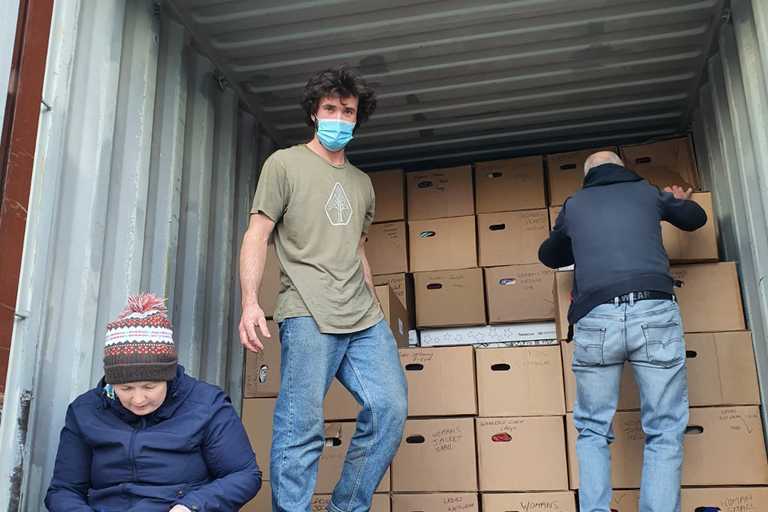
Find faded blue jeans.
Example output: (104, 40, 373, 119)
(270, 317, 407, 512)
(572, 298, 689, 512)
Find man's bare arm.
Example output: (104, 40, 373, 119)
(238, 213, 275, 352)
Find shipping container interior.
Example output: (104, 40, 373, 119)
(1, 0, 768, 509)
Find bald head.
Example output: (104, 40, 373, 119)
(584, 151, 624, 175)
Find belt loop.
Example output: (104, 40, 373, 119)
(629, 292, 635, 306)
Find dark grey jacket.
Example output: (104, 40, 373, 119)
(538, 163, 707, 327)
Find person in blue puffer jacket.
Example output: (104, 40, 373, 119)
(45, 293, 262, 512)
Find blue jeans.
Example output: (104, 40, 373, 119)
(270, 317, 408, 512)
(572, 299, 689, 512)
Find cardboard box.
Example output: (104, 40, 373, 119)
(312, 493, 390, 512)
(367, 221, 408, 275)
(476, 345, 565, 417)
(242, 398, 275, 482)
(561, 341, 640, 412)
(414, 268, 485, 328)
(549, 206, 562, 230)
(374, 272, 415, 331)
(672, 262, 745, 333)
(563, 330, 761, 412)
(400, 346, 477, 417)
(323, 379, 360, 421)
(554, 271, 573, 341)
(474, 156, 546, 213)
(318, 422, 391, 493)
(566, 406, 768, 488)
(407, 165, 474, 220)
(244, 320, 281, 398)
(476, 416, 569, 491)
(547, 147, 616, 206)
(620, 137, 699, 190)
(376, 284, 410, 347)
(662, 192, 718, 263)
(393, 418, 478, 492)
(477, 210, 549, 267)
(241, 481, 271, 512)
(261, 243, 281, 318)
(419, 323, 556, 348)
(482, 492, 576, 512)
(409, 216, 477, 272)
(681, 487, 768, 511)
(370, 168, 405, 223)
(392, 493, 479, 512)
(485, 264, 555, 323)
(686, 331, 760, 406)
(610, 490, 639, 512)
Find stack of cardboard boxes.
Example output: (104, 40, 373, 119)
(552, 137, 768, 510)
(242, 136, 766, 511)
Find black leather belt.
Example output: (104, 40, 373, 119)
(605, 291, 675, 304)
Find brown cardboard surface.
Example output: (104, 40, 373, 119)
(681, 487, 768, 511)
(549, 206, 562, 230)
(610, 490, 639, 512)
(561, 341, 640, 412)
(244, 320, 281, 398)
(554, 271, 573, 340)
(261, 243, 281, 318)
(391, 493, 479, 512)
(547, 147, 616, 206)
(241, 481, 272, 511)
(407, 166, 475, 220)
(474, 156, 546, 213)
(370, 168, 406, 223)
(620, 137, 699, 190)
(242, 398, 275, 482)
(482, 491, 576, 512)
(566, 406, 768, 488)
(477, 210, 549, 267)
(686, 331, 761, 406)
(313, 493, 391, 512)
(323, 379, 360, 421)
(414, 268, 486, 328)
(485, 264, 555, 323)
(367, 221, 409, 275)
(400, 346, 477, 417)
(476, 416, 569, 492)
(374, 272, 415, 330)
(662, 192, 718, 263)
(476, 345, 565, 417)
(672, 262, 746, 333)
(393, 418, 478, 492)
(376, 285, 410, 347)
(409, 216, 477, 272)
(318, 422, 391, 493)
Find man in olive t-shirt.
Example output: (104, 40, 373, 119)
(238, 66, 407, 512)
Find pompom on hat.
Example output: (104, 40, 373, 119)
(103, 293, 178, 384)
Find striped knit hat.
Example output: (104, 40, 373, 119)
(104, 293, 177, 384)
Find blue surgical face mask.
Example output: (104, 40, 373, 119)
(316, 118, 355, 152)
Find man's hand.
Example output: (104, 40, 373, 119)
(169, 505, 192, 512)
(664, 185, 693, 201)
(239, 302, 270, 352)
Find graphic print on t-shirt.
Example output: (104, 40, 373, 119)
(325, 182, 353, 226)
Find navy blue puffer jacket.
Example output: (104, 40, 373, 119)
(45, 366, 261, 511)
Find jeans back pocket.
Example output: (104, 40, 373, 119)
(573, 325, 606, 366)
(641, 321, 684, 367)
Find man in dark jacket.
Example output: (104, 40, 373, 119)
(539, 151, 707, 512)
(45, 293, 261, 511)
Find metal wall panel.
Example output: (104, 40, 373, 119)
(692, 0, 768, 430)
(0, 1, 271, 509)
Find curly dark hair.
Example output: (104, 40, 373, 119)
(301, 66, 377, 128)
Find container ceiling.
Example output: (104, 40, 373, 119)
(165, 0, 725, 170)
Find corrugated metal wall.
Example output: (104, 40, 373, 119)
(691, 0, 768, 422)
(0, 1, 274, 509)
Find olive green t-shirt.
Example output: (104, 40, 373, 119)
(251, 144, 383, 333)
